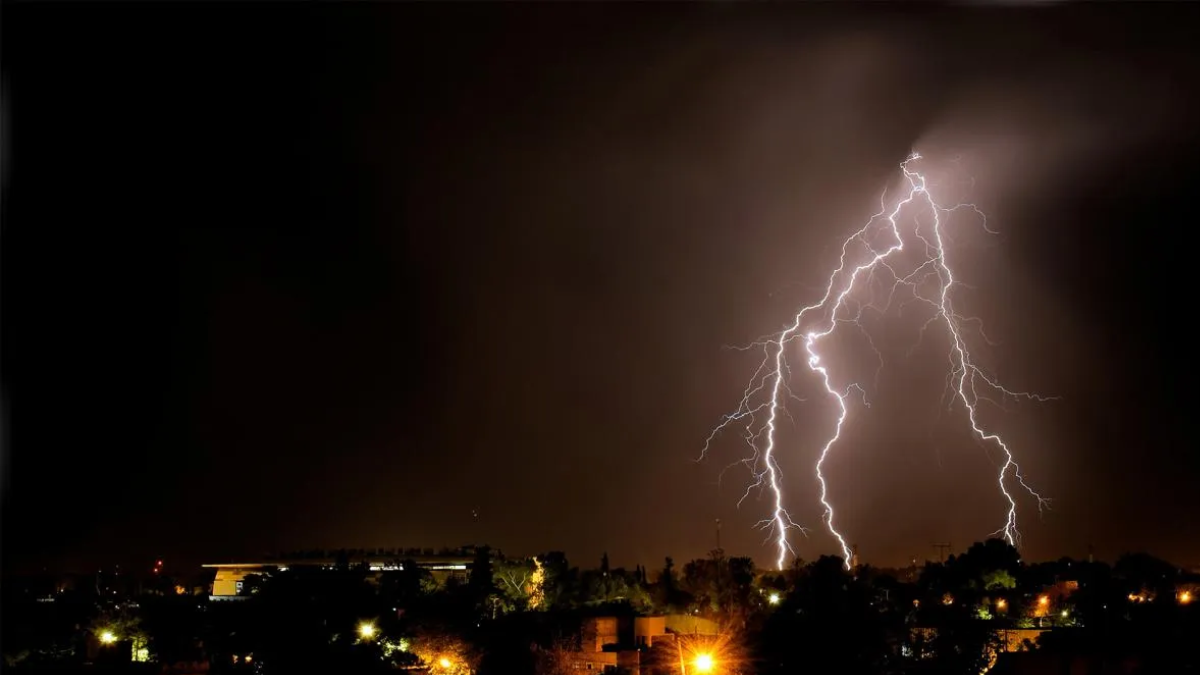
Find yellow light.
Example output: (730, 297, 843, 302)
(1061, 610, 1068, 618)
(438, 657, 452, 668)
(358, 622, 376, 639)
(1180, 591, 1193, 605)
(244, 656, 253, 664)
(693, 653, 715, 673)
(99, 631, 117, 645)
(528, 557, 546, 610)
(1038, 595, 1049, 606)
(768, 592, 780, 605)
(996, 599, 1007, 610)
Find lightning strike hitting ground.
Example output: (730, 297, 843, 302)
(702, 153, 1053, 570)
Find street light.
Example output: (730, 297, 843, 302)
(768, 592, 780, 606)
(358, 622, 376, 640)
(438, 657, 453, 669)
(99, 631, 117, 645)
(693, 653, 715, 673)
(1180, 591, 1193, 605)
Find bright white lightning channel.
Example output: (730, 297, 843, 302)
(702, 153, 1053, 570)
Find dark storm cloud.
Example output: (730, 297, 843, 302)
(374, 5, 1200, 564)
(348, 6, 1200, 567)
(4, 3, 1198, 573)
(909, 13, 1200, 566)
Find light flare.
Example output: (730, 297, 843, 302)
(703, 153, 1053, 569)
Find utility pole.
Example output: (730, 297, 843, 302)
(932, 542, 951, 563)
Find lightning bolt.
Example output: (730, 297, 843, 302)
(703, 153, 1054, 569)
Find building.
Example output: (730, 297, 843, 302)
(203, 552, 474, 600)
(566, 614, 723, 674)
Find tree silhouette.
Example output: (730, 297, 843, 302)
(469, 546, 495, 602)
(755, 555, 893, 675)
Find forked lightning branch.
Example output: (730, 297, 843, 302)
(702, 153, 1055, 570)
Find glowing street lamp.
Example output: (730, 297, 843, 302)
(1038, 595, 1049, 607)
(99, 631, 117, 645)
(1179, 591, 1192, 605)
(767, 592, 781, 606)
(996, 598, 1007, 611)
(692, 653, 715, 673)
(438, 657, 453, 669)
(358, 622, 376, 640)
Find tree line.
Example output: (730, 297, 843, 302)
(3, 539, 1197, 674)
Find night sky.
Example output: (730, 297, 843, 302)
(4, 3, 1200, 575)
